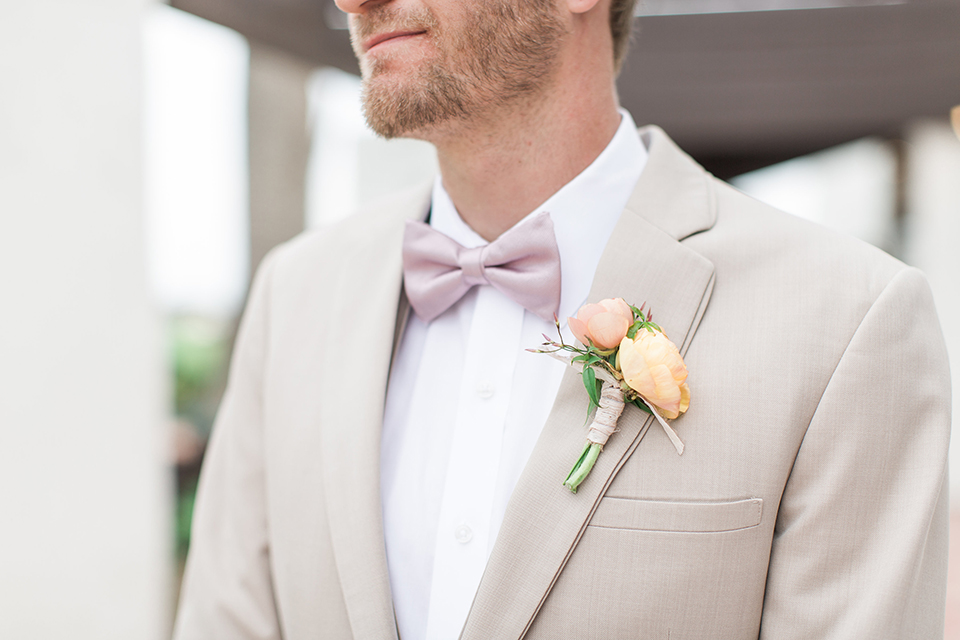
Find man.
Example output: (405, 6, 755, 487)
(173, 0, 951, 638)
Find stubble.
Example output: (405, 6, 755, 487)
(351, 0, 566, 139)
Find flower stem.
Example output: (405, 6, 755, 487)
(563, 441, 602, 493)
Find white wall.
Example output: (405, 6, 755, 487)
(0, 1, 169, 638)
(144, 4, 250, 318)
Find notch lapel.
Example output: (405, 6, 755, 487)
(460, 127, 718, 640)
(315, 186, 429, 640)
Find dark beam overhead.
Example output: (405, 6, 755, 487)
(623, 1, 960, 162)
(170, 0, 960, 178)
(169, 0, 359, 73)
(636, 0, 909, 15)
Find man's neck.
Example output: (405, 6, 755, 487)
(429, 86, 621, 242)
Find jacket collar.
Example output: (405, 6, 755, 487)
(315, 184, 430, 640)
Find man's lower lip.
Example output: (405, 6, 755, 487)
(367, 33, 425, 52)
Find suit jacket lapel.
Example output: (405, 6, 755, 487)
(460, 127, 718, 640)
(316, 186, 429, 640)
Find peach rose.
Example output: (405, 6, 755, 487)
(618, 329, 690, 419)
(568, 298, 633, 350)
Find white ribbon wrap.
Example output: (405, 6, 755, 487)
(548, 351, 685, 455)
(587, 382, 624, 446)
(640, 397, 685, 455)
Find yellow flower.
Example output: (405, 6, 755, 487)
(618, 329, 690, 419)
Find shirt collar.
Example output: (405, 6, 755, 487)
(430, 109, 648, 322)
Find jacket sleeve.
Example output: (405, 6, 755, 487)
(759, 266, 951, 639)
(172, 249, 284, 640)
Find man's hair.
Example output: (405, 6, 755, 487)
(610, 0, 637, 73)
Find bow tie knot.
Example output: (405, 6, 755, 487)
(402, 211, 562, 323)
(457, 246, 489, 287)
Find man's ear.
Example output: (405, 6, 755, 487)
(567, 0, 602, 14)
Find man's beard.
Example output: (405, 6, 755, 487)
(351, 0, 566, 139)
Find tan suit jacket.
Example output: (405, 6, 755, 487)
(173, 127, 951, 640)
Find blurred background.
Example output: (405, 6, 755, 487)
(0, 0, 958, 637)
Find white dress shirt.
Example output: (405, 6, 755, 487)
(380, 110, 648, 640)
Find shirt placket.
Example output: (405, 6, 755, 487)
(424, 286, 524, 640)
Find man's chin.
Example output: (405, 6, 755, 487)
(361, 96, 440, 140)
(360, 72, 467, 141)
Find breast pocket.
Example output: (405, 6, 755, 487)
(588, 496, 763, 533)
(529, 496, 769, 639)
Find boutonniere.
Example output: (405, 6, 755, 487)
(531, 298, 689, 492)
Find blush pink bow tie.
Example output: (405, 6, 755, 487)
(402, 211, 562, 323)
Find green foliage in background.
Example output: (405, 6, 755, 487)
(176, 482, 198, 558)
(170, 316, 234, 558)
(172, 317, 231, 438)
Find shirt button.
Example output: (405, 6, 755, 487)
(476, 381, 495, 399)
(454, 524, 473, 544)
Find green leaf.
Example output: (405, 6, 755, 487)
(632, 398, 653, 414)
(582, 366, 600, 407)
(626, 320, 643, 339)
(584, 398, 597, 424)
